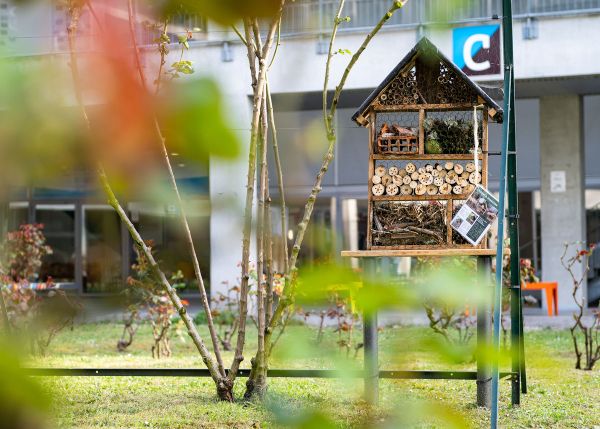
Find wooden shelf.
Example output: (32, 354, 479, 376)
(372, 154, 483, 161)
(341, 248, 498, 257)
(371, 194, 468, 201)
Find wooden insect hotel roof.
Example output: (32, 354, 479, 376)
(352, 37, 503, 126)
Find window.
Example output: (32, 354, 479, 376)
(83, 206, 123, 293)
(132, 200, 210, 292)
(36, 204, 76, 283)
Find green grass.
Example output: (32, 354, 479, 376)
(25, 322, 600, 428)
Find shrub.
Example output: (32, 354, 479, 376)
(122, 242, 186, 358)
(0, 224, 80, 355)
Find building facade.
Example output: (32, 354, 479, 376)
(2, 0, 600, 311)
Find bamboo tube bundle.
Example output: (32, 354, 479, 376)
(370, 161, 481, 196)
(372, 201, 447, 246)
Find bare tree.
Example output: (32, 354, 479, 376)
(561, 242, 600, 370)
(242, 0, 408, 398)
(65, 0, 232, 400)
(66, 0, 406, 402)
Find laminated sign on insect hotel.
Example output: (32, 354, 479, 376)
(352, 38, 503, 250)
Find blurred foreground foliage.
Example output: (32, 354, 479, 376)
(0, 339, 50, 429)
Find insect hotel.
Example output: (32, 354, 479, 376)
(352, 38, 502, 250)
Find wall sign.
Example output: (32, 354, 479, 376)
(550, 170, 567, 193)
(453, 24, 501, 77)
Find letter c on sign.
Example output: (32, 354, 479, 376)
(463, 34, 491, 72)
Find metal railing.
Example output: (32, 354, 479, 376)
(280, 0, 600, 35)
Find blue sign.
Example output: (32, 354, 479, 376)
(453, 25, 501, 76)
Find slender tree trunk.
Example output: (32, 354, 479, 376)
(245, 91, 270, 399)
(125, 1, 226, 378)
(265, 82, 288, 275)
(254, 0, 408, 388)
(230, 5, 283, 386)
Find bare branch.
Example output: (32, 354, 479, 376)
(124, 2, 226, 377)
(66, 3, 229, 397)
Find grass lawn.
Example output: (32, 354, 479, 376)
(25, 322, 599, 428)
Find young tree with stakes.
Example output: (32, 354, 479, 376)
(65, 0, 407, 402)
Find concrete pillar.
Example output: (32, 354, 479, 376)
(540, 95, 585, 312)
(209, 97, 252, 298)
(342, 199, 359, 268)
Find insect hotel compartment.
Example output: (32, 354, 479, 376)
(423, 110, 483, 155)
(370, 160, 482, 198)
(372, 201, 447, 247)
(374, 112, 419, 155)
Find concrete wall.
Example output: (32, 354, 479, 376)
(540, 95, 586, 311)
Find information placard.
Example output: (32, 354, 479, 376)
(451, 185, 499, 245)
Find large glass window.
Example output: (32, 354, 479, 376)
(83, 206, 123, 293)
(36, 204, 76, 283)
(132, 200, 210, 292)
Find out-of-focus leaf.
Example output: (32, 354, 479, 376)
(388, 400, 470, 429)
(156, 0, 283, 26)
(417, 260, 492, 308)
(0, 339, 50, 428)
(269, 400, 338, 429)
(422, 335, 475, 364)
(295, 263, 361, 306)
(0, 57, 85, 197)
(159, 78, 240, 163)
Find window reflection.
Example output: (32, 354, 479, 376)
(36, 204, 76, 283)
(83, 206, 122, 293)
(132, 201, 210, 291)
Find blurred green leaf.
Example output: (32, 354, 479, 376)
(0, 339, 50, 428)
(157, 0, 283, 26)
(0, 57, 85, 196)
(295, 263, 361, 306)
(160, 78, 240, 163)
(269, 401, 338, 429)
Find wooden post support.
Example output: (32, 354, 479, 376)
(477, 255, 492, 408)
(363, 258, 379, 405)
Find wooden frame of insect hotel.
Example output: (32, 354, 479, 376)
(352, 38, 503, 250)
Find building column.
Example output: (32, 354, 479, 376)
(209, 97, 252, 298)
(540, 95, 585, 312)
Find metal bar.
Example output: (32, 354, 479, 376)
(23, 367, 516, 379)
(363, 258, 379, 405)
(491, 0, 517, 427)
(477, 256, 493, 408)
(504, 0, 524, 406)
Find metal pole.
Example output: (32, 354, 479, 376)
(502, 0, 524, 404)
(491, 65, 511, 429)
(477, 256, 492, 408)
(363, 258, 379, 405)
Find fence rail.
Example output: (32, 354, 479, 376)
(280, 0, 600, 35)
(25, 367, 515, 380)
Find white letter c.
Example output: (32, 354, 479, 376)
(463, 34, 491, 72)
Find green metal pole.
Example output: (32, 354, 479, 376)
(502, 0, 524, 404)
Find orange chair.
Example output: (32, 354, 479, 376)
(522, 282, 558, 316)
